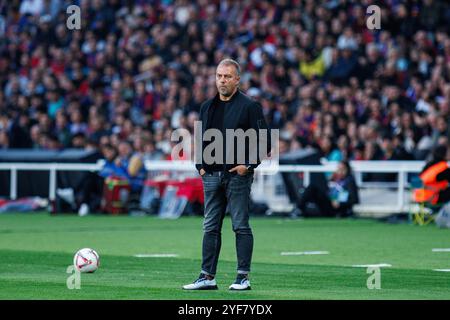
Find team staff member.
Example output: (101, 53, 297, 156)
(183, 59, 270, 291)
(417, 145, 450, 205)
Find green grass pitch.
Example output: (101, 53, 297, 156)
(1, 213, 450, 300)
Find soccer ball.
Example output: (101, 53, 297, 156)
(73, 248, 100, 273)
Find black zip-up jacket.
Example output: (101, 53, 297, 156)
(195, 90, 271, 174)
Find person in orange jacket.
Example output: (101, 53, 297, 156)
(418, 145, 450, 205)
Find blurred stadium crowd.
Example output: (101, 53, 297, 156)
(0, 0, 450, 165)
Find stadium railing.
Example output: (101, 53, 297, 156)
(0, 160, 432, 217)
(143, 160, 427, 217)
(0, 162, 103, 201)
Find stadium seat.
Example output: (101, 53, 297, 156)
(101, 177, 131, 215)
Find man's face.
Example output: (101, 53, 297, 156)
(215, 64, 240, 97)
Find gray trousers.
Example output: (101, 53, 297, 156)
(200, 171, 254, 276)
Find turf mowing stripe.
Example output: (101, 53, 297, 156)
(134, 254, 179, 258)
(432, 248, 450, 252)
(351, 263, 392, 268)
(281, 251, 330, 256)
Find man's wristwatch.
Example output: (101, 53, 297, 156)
(246, 165, 254, 173)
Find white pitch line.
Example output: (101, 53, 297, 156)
(134, 254, 179, 258)
(432, 248, 450, 252)
(351, 263, 392, 268)
(433, 269, 450, 272)
(281, 251, 330, 256)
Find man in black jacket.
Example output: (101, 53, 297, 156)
(183, 59, 270, 291)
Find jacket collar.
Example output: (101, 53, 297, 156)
(203, 89, 242, 129)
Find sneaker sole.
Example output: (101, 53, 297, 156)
(229, 286, 251, 291)
(182, 285, 218, 290)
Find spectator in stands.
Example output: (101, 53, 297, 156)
(295, 160, 359, 218)
(98, 143, 127, 180)
(0, 127, 8, 149)
(116, 140, 146, 193)
(71, 132, 87, 149)
(0, 0, 449, 190)
(69, 109, 88, 136)
(143, 141, 165, 161)
(299, 48, 326, 80)
(54, 110, 71, 148)
(318, 135, 343, 162)
(29, 124, 41, 149)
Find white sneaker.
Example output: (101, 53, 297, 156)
(229, 277, 251, 290)
(182, 275, 218, 290)
(57, 188, 75, 207)
(78, 203, 90, 217)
